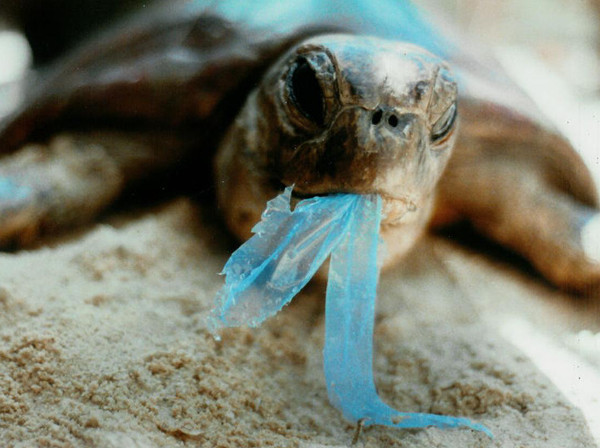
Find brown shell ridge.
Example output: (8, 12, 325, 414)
(0, 4, 342, 157)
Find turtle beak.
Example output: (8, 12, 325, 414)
(280, 105, 429, 201)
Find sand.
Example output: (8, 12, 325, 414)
(0, 193, 596, 447)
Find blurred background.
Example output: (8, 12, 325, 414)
(1, 0, 600, 443)
(426, 0, 600, 91)
(0, 0, 142, 117)
(421, 0, 600, 188)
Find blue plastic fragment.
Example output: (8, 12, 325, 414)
(0, 178, 32, 202)
(192, 0, 451, 58)
(208, 187, 362, 331)
(209, 188, 492, 437)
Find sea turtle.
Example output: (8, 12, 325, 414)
(0, 0, 598, 294)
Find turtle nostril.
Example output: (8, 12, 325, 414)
(371, 109, 383, 125)
(388, 114, 398, 127)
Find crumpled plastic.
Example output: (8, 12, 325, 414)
(208, 187, 492, 437)
(207, 187, 361, 330)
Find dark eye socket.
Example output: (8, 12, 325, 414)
(431, 102, 457, 142)
(288, 57, 325, 126)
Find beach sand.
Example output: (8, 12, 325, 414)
(0, 187, 596, 447)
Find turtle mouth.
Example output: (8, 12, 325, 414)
(277, 182, 419, 225)
(290, 189, 320, 200)
(272, 181, 330, 200)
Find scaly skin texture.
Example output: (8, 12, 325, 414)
(215, 35, 457, 267)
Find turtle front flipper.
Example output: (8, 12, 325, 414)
(434, 100, 600, 294)
(437, 159, 600, 294)
(0, 131, 190, 247)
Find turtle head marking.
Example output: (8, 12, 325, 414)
(215, 35, 458, 240)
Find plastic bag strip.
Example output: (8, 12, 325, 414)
(323, 193, 492, 436)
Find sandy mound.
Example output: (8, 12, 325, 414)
(0, 199, 595, 447)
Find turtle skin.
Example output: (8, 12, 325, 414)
(0, 0, 597, 293)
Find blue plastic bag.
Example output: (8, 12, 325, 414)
(209, 188, 491, 437)
(208, 187, 362, 330)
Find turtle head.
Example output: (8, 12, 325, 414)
(215, 34, 457, 240)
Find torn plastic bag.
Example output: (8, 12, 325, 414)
(209, 187, 491, 437)
(208, 187, 362, 330)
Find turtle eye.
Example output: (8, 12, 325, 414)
(288, 57, 325, 126)
(431, 102, 457, 142)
